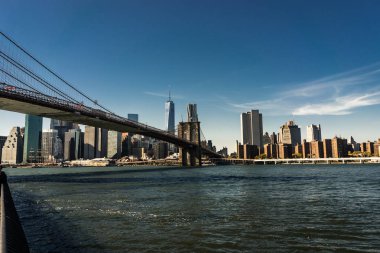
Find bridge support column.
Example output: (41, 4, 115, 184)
(178, 122, 202, 167)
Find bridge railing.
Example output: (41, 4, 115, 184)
(0, 172, 29, 253)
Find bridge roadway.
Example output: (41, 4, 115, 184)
(0, 83, 221, 158)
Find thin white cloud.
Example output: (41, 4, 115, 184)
(293, 92, 380, 115)
(229, 62, 380, 116)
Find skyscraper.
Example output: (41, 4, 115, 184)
(278, 120, 301, 146)
(165, 93, 175, 134)
(1, 127, 23, 164)
(107, 130, 122, 159)
(64, 129, 84, 161)
(127, 114, 139, 122)
(41, 129, 62, 163)
(23, 114, 43, 163)
(306, 124, 322, 142)
(50, 119, 74, 141)
(240, 109, 263, 147)
(83, 126, 108, 159)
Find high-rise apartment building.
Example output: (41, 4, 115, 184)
(279, 121, 301, 146)
(270, 132, 277, 144)
(64, 129, 84, 161)
(306, 124, 322, 142)
(153, 141, 169, 159)
(41, 129, 62, 163)
(50, 119, 74, 141)
(240, 109, 263, 147)
(165, 93, 175, 134)
(263, 132, 271, 145)
(83, 126, 108, 159)
(107, 130, 122, 159)
(1, 127, 23, 164)
(23, 115, 42, 163)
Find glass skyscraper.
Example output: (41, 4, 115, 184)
(23, 114, 43, 163)
(127, 114, 139, 122)
(165, 93, 175, 134)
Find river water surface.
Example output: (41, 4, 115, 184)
(4, 165, 380, 252)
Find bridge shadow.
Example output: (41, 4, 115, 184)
(6, 166, 205, 184)
(12, 189, 104, 253)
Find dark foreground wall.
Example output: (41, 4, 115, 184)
(0, 171, 29, 253)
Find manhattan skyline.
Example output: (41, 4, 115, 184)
(2, 1, 380, 152)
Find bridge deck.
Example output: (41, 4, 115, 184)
(0, 83, 221, 158)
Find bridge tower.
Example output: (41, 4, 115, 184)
(178, 121, 202, 166)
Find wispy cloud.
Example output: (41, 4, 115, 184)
(144, 91, 184, 99)
(229, 62, 380, 116)
(293, 92, 380, 115)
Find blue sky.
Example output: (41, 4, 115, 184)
(2, 0, 380, 152)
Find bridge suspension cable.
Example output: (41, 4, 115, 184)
(0, 50, 80, 103)
(0, 31, 115, 114)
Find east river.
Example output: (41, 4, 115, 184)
(4, 165, 380, 252)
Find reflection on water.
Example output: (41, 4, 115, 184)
(5, 165, 380, 252)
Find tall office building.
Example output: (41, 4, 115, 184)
(263, 132, 271, 145)
(279, 121, 301, 146)
(83, 126, 108, 159)
(153, 141, 169, 159)
(240, 109, 263, 147)
(1, 127, 23, 164)
(41, 129, 62, 163)
(165, 93, 175, 134)
(127, 114, 139, 122)
(306, 124, 322, 142)
(23, 115, 43, 163)
(50, 119, 74, 140)
(187, 104, 198, 122)
(64, 129, 84, 161)
(270, 132, 277, 144)
(107, 130, 122, 159)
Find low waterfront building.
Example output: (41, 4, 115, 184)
(1, 127, 23, 164)
(278, 143, 292, 159)
(263, 143, 278, 158)
(302, 140, 311, 158)
(331, 137, 348, 158)
(365, 141, 375, 155)
(323, 139, 332, 158)
(294, 143, 303, 157)
(310, 140, 324, 158)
